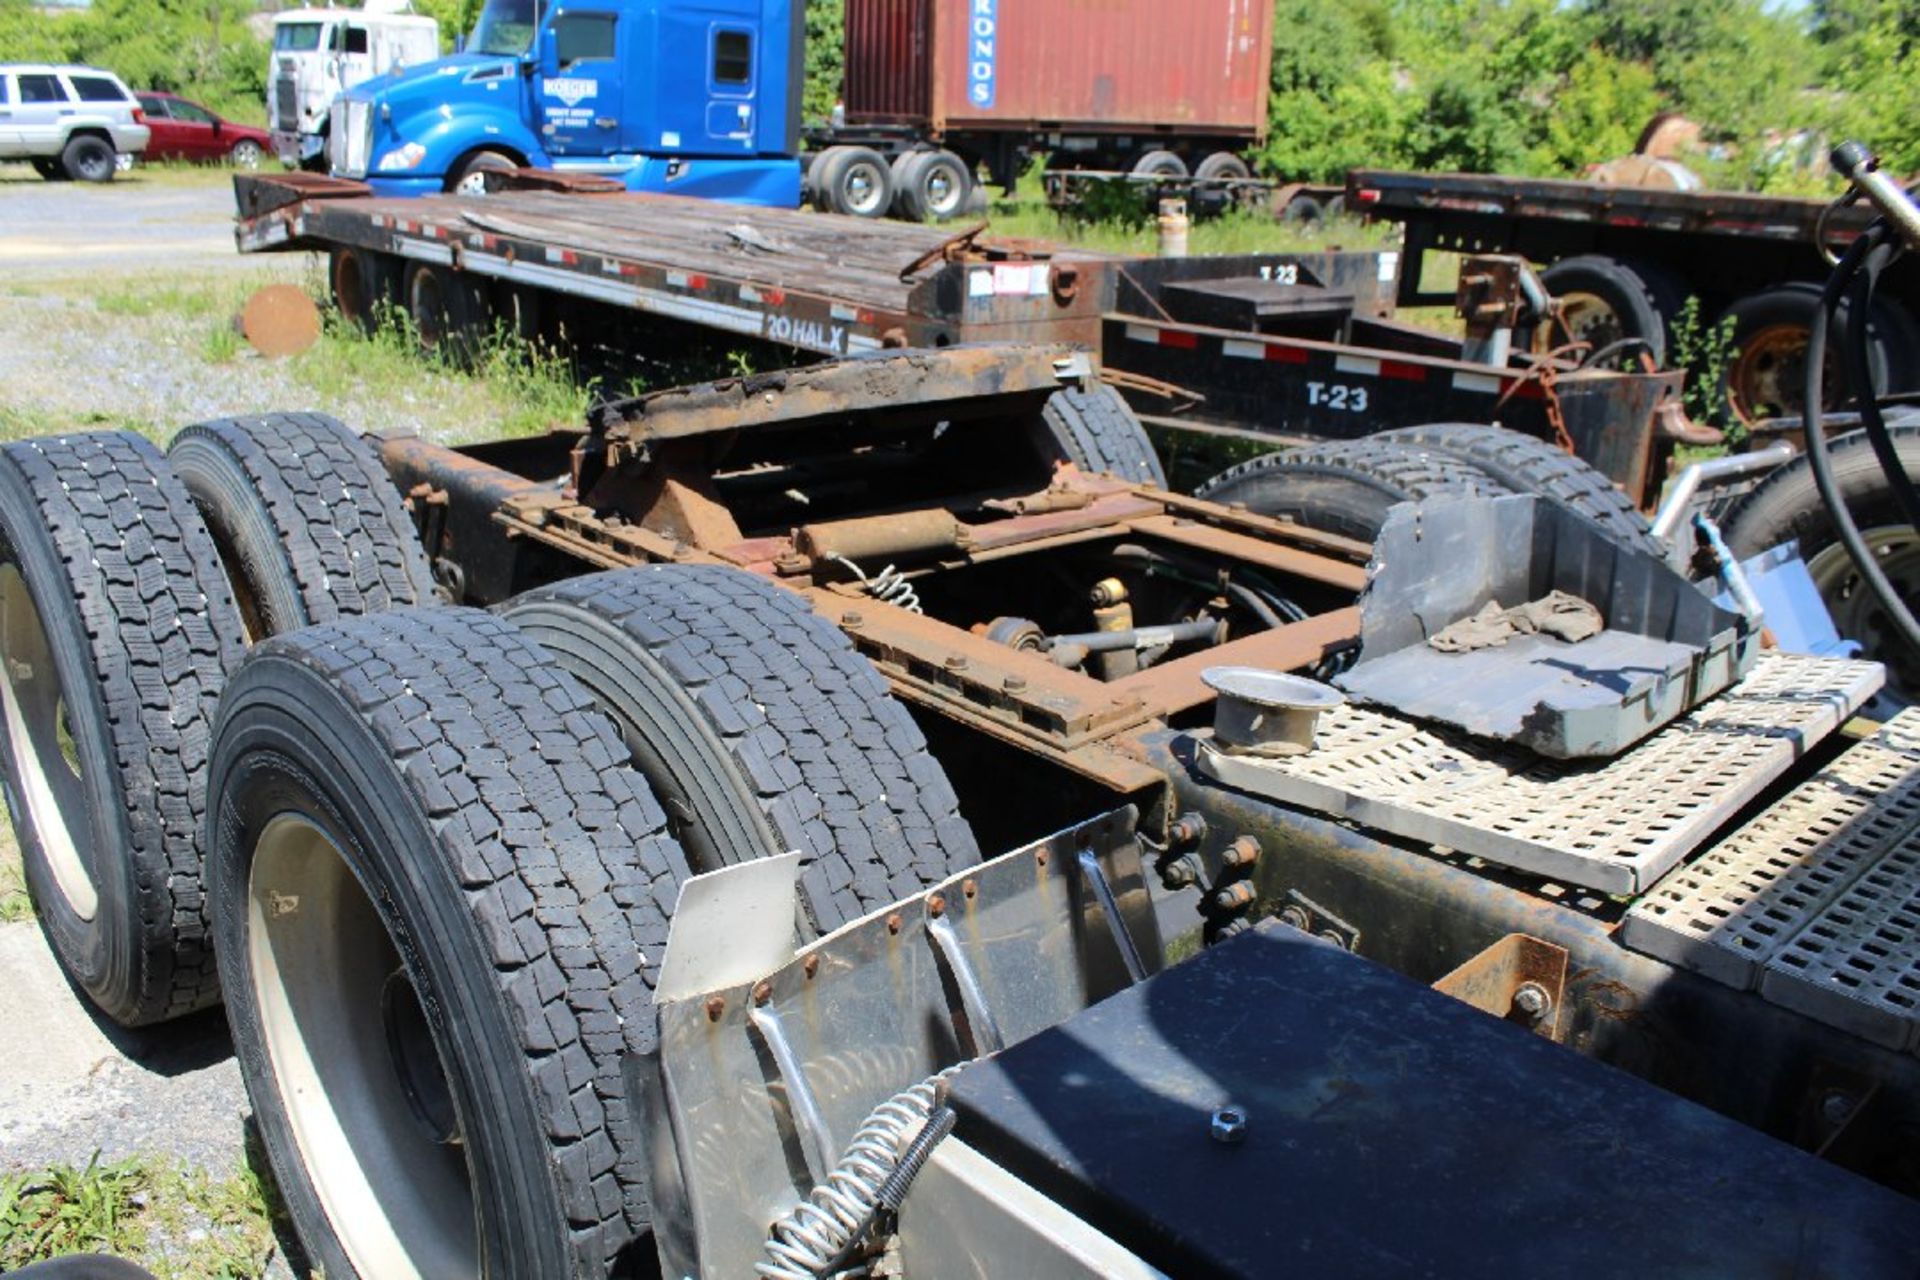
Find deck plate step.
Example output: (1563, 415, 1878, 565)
(1622, 709, 1920, 1049)
(1197, 653, 1882, 895)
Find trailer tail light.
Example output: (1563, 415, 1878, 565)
(1356, 188, 1380, 205)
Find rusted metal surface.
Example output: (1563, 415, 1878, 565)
(1110, 608, 1360, 715)
(1121, 512, 1368, 592)
(231, 170, 371, 220)
(236, 284, 320, 358)
(235, 186, 1115, 357)
(1433, 934, 1570, 1041)
(1130, 490, 1371, 564)
(588, 346, 1073, 443)
(845, 0, 1274, 139)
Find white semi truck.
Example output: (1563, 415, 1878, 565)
(267, 0, 438, 170)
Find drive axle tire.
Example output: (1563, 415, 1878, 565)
(449, 148, 516, 196)
(893, 149, 972, 222)
(206, 609, 691, 1278)
(1372, 423, 1663, 555)
(1723, 424, 1920, 708)
(1196, 439, 1511, 542)
(1036, 382, 1168, 487)
(505, 565, 980, 932)
(0, 431, 247, 1025)
(168, 412, 438, 638)
(812, 145, 894, 219)
(61, 134, 115, 183)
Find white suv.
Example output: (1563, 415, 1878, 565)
(0, 65, 150, 182)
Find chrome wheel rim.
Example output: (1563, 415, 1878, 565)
(0, 564, 96, 920)
(925, 166, 960, 217)
(844, 162, 885, 215)
(454, 169, 492, 197)
(249, 813, 475, 1279)
(1807, 526, 1920, 710)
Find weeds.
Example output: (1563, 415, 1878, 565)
(0, 1154, 149, 1268)
(0, 813, 30, 924)
(1670, 296, 1741, 438)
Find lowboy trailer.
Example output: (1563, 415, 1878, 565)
(234, 171, 1695, 506)
(4, 337, 1920, 1275)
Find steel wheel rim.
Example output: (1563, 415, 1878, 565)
(1807, 525, 1920, 709)
(248, 813, 476, 1279)
(925, 165, 960, 216)
(454, 169, 491, 197)
(1727, 322, 1838, 425)
(1558, 291, 1625, 352)
(76, 147, 111, 181)
(844, 162, 885, 215)
(0, 564, 96, 920)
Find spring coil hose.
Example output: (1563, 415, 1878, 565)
(825, 553, 923, 614)
(757, 1065, 965, 1280)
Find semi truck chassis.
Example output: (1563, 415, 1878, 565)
(4, 346, 1919, 1276)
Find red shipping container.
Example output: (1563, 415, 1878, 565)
(844, 0, 1274, 140)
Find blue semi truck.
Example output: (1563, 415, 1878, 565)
(326, 0, 805, 203)
(322, 0, 1280, 216)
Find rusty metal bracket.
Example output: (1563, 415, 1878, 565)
(1433, 933, 1570, 1041)
(899, 221, 991, 282)
(1273, 889, 1362, 952)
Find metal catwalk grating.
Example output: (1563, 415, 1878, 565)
(1621, 708, 1920, 1050)
(1197, 653, 1882, 895)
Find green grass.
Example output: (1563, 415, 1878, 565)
(0, 1154, 147, 1268)
(0, 813, 30, 924)
(0, 1148, 291, 1279)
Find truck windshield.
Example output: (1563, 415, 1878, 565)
(470, 0, 538, 56)
(274, 22, 325, 52)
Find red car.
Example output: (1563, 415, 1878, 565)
(133, 91, 271, 167)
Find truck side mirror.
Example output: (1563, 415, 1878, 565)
(454, 32, 466, 53)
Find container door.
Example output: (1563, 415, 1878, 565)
(702, 25, 755, 153)
(13, 73, 71, 153)
(537, 8, 622, 157)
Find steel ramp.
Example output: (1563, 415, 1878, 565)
(1622, 708, 1920, 1049)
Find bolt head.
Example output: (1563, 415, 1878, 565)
(1513, 982, 1552, 1020)
(1210, 1105, 1248, 1145)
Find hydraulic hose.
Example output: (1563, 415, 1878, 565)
(1801, 202, 1920, 655)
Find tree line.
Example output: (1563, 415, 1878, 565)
(1, 0, 1912, 188)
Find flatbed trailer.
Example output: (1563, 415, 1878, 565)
(1350, 167, 1920, 421)
(234, 172, 1690, 505)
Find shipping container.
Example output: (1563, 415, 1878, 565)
(809, 0, 1276, 221)
(844, 0, 1272, 137)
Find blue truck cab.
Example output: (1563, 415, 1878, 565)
(325, 0, 802, 204)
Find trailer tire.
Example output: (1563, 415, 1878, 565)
(168, 413, 438, 639)
(812, 145, 894, 218)
(1192, 151, 1251, 216)
(404, 261, 487, 359)
(1719, 283, 1915, 425)
(1372, 423, 1664, 555)
(894, 150, 972, 222)
(329, 247, 399, 333)
(505, 565, 980, 932)
(1195, 439, 1511, 542)
(1036, 382, 1167, 487)
(1722, 424, 1920, 707)
(1281, 195, 1324, 224)
(0, 431, 247, 1025)
(206, 609, 690, 1279)
(1541, 255, 1672, 367)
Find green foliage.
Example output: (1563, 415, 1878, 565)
(0, 0, 269, 124)
(0, 1154, 148, 1268)
(1669, 296, 1741, 433)
(1528, 45, 1662, 174)
(803, 0, 844, 126)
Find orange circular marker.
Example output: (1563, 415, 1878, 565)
(238, 284, 322, 358)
